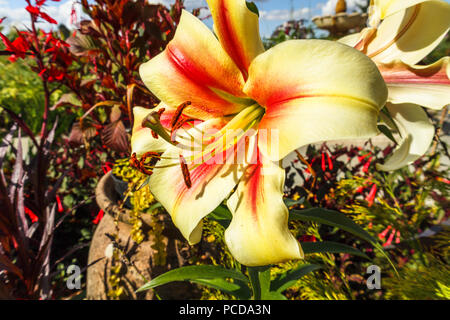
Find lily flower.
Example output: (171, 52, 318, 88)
(340, 0, 450, 171)
(132, 0, 387, 266)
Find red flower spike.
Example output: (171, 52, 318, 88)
(326, 152, 333, 170)
(102, 162, 113, 174)
(358, 152, 371, 163)
(93, 209, 104, 225)
(299, 235, 317, 243)
(366, 183, 377, 207)
(321, 152, 326, 171)
(362, 156, 373, 173)
(383, 228, 396, 247)
(395, 231, 401, 244)
(436, 177, 450, 184)
(56, 195, 64, 213)
(24, 206, 39, 223)
(11, 236, 18, 250)
(355, 186, 364, 194)
(378, 225, 391, 240)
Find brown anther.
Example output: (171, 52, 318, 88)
(129, 152, 157, 176)
(140, 151, 160, 166)
(170, 101, 191, 129)
(130, 153, 140, 169)
(157, 108, 166, 117)
(139, 166, 154, 176)
(151, 130, 159, 139)
(171, 117, 195, 141)
(179, 154, 192, 189)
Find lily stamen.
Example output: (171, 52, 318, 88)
(130, 152, 180, 176)
(143, 109, 208, 150)
(170, 101, 191, 129)
(183, 104, 264, 164)
(179, 154, 192, 189)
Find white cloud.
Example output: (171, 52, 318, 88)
(320, 0, 368, 16)
(260, 7, 311, 21)
(0, 0, 211, 32)
(0, 0, 82, 31)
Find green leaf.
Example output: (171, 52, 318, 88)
(193, 278, 252, 300)
(247, 266, 271, 300)
(284, 198, 305, 207)
(148, 202, 162, 211)
(290, 208, 377, 245)
(263, 291, 288, 300)
(137, 265, 250, 298)
(208, 204, 232, 228)
(378, 124, 397, 144)
(270, 264, 321, 293)
(291, 208, 398, 275)
(246, 1, 259, 16)
(301, 241, 370, 260)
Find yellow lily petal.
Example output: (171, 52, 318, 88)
(365, 1, 450, 65)
(378, 58, 450, 110)
(206, 0, 265, 77)
(148, 118, 252, 244)
(139, 10, 249, 120)
(339, 32, 361, 48)
(225, 158, 303, 266)
(373, 0, 444, 20)
(377, 103, 435, 171)
(131, 104, 173, 156)
(244, 40, 387, 161)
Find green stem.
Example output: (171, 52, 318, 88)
(247, 266, 271, 300)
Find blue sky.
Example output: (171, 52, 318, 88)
(0, 0, 386, 37)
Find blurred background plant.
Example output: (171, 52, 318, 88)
(0, 0, 184, 299)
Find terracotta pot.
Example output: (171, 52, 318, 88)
(86, 171, 201, 300)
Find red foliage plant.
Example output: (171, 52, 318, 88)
(0, 0, 186, 299)
(58, 0, 185, 154)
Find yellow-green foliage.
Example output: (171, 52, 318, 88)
(202, 219, 235, 269)
(383, 254, 450, 300)
(199, 219, 237, 300)
(112, 158, 168, 263)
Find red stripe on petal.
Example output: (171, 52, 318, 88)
(167, 45, 224, 92)
(379, 60, 450, 85)
(217, 0, 247, 77)
(245, 163, 264, 220)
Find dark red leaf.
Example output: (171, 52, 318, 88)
(101, 120, 129, 153)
